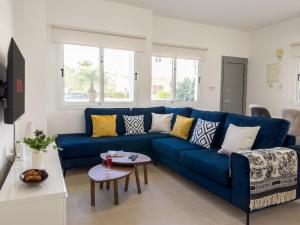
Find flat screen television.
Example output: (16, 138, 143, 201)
(4, 38, 25, 124)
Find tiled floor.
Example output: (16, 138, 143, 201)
(65, 165, 300, 225)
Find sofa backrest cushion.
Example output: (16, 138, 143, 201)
(130, 107, 165, 132)
(190, 109, 228, 148)
(221, 113, 290, 149)
(85, 108, 130, 136)
(165, 107, 191, 128)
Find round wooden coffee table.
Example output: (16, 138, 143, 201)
(88, 164, 132, 206)
(100, 152, 151, 194)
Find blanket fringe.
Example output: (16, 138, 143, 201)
(250, 190, 296, 211)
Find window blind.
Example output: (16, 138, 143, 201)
(52, 26, 146, 53)
(152, 42, 207, 60)
(290, 43, 300, 57)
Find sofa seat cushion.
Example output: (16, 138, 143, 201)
(179, 149, 230, 186)
(56, 133, 169, 159)
(152, 137, 199, 161)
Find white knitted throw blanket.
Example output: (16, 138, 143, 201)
(238, 147, 298, 211)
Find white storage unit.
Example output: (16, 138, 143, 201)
(0, 150, 67, 225)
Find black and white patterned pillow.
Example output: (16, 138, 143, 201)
(123, 115, 145, 135)
(190, 119, 219, 148)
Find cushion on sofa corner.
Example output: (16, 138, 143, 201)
(190, 109, 228, 148)
(149, 113, 173, 133)
(85, 108, 130, 136)
(170, 115, 194, 140)
(190, 119, 220, 148)
(165, 107, 192, 128)
(221, 113, 290, 149)
(131, 106, 165, 132)
(218, 124, 260, 156)
(123, 115, 146, 135)
(91, 115, 118, 137)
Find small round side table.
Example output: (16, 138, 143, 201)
(88, 164, 132, 205)
(100, 152, 151, 194)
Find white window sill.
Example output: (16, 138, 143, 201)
(289, 100, 300, 106)
(56, 101, 202, 110)
(151, 101, 201, 108)
(57, 102, 136, 110)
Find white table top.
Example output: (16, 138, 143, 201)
(0, 149, 67, 206)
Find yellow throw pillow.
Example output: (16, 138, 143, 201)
(170, 115, 194, 140)
(91, 115, 118, 137)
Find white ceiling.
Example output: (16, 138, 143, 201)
(106, 0, 300, 31)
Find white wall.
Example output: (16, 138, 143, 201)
(248, 17, 300, 118)
(46, 0, 153, 135)
(0, 0, 14, 184)
(44, 1, 249, 135)
(13, 0, 48, 135)
(11, 0, 249, 135)
(7, 0, 300, 139)
(153, 17, 249, 111)
(0, 0, 48, 184)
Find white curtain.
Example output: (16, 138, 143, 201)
(152, 42, 207, 60)
(52, 26, 146, 53)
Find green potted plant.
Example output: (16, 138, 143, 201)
(19, 130, 60, 169)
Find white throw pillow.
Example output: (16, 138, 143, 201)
(149, 113, 173, 133)
(218, 124, 260, 156)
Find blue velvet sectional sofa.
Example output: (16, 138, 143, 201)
(56, 106, 300, 224)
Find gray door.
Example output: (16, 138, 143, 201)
(221, 56, 248, 114)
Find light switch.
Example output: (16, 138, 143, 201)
(209, 86, 215, 91)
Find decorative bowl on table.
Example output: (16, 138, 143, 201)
(20, 169, 48, 184)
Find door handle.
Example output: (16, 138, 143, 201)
(61, 68, 64, 78)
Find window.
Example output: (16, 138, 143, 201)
(298, 74, 300, 102)
(175, 58, 199, 102)
(62, 44, 136, 105)
(151, 56, 200, 103)
(151, 57, 173, 100)
(64, 44, 100, 102)
(297, 64, 300, 103)
(103, 48, 135, 102)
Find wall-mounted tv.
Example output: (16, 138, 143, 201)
(4, 38, 25, 124)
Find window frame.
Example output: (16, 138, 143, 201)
(151, 56, 202, 106)
(57, 44, 139, 109)
(297, 57, 300, 104)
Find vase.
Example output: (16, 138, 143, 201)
(32, 150, 45, 169)
(87, 84, 97, 102)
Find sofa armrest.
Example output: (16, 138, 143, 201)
(230, 153, 250, 212)
(284, 134, 296, 146)
(287, 145, 300, 199)
(289, 145, 300, 152)
(231, 147, 300, 212)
